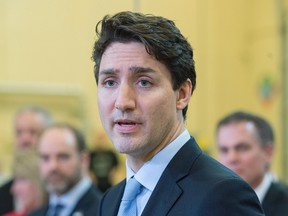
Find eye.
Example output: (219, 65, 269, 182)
(237, 145, 250, 152)
(39, 155, 49, 162)
(103, 79, 116, 87)
(219, 147, 228, 154)
(138, 79, 152, 88)
(58, 154, 69, 161)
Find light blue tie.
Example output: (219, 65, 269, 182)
(117, 177, 142, 216)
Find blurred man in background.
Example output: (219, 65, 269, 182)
(0, 106, 53, 215)
(216, 111, 288, 216)
(30, 123, 102, 216)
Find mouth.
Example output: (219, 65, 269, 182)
(115, 119, 138, 125)
(47, 173, 63, 182)
(114, 118, 140, 132)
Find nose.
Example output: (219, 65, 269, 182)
(115, 83, 136, 111)
(17, 132, 35, 148)
(46, 157, 59, 171)
(226, 150, 239, 165)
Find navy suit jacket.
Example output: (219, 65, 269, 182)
(29, 185, 102, 216)
(98, 138, 264, 216)
(262, 181, 288, 216)
(0, 179, 14, 215)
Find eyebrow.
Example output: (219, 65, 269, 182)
(98, 68, 118, 76)
(99, 66, 156, 76)
(218, 142, 250, 150)
(130, 66, 156, 74)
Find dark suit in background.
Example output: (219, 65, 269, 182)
(0, 180, 14, 215)
(262, 182, 288, 216)
(29, 185, 101, 216)
(99, 138, 264, 216)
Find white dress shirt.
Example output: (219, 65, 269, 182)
(254, 172, 274, 203)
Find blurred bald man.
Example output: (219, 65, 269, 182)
(30, 123, 101, 216)
(0, 106, 53, 215)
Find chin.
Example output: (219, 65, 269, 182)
(115, 144, 136, 155)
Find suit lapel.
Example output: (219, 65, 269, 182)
(262, 183, 279, 215)
(70, 185, 99, 216)
(100, 180, 126, 216)
(70, 186, 89, 215)
(29, 205, 48, 216)
(142, 138, 202, 216)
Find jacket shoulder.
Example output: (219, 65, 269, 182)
(98, 180, 126, 216)
(262, 181, 288, 215)
(28, 205, 47, 216)
(72, 185, 102, 215)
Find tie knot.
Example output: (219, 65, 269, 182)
(51, 203, 64, 216)
(122, 177, 142, 201)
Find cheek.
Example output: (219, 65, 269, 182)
(39, 164, 48, 175)
(24, 184, 35, 195)
(98, 89, 112, 106)
(97, 96, 104, 110)
(218, 156, 227, 165)
(256, 152, 268, 167)
(150, 91, 175, 114)
(243, 151, 262, 167)
(146, 100, 174, 134)
(98, 97, 111, 121)
(65, 160, 79, 174)
(13, 182, 32, 196)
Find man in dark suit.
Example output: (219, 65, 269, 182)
(0, 106, 53, 215)
(216, 111, 288, 216)
(0, 180, 14, 214)
(29, 123, 102, 216)
(91, 11, 264, 215)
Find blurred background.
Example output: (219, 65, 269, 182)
(1, 0, 288, 184)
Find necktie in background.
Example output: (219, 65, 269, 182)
(51, 203, 64, 216)
(117, 177, 142, 216)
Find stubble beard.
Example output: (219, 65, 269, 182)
(44, 168, 82, 196)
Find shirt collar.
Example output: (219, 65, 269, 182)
(254, 172, 274, 203)
(49, 176, 92, 207)
(126, 129, 190, 191)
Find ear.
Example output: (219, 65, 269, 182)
(263, 143, 274, 165)
(81, 151, 90, 168)
(176, 79, 192, 110)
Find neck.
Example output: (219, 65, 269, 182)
(127, 125, 185, 172)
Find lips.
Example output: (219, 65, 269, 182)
(47, 173, 64, 182)
(116, 120, 136, 125)
(114, 117, 139, 124)
(114, 118, 140, 133)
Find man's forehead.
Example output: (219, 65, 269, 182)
(221, 121, 256, 133)
(218, 121, 259, 147)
